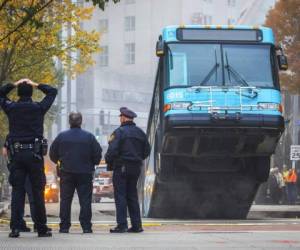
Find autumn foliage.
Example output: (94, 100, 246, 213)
(265, 0, 300, 93)
(0, 0, 102, 140)
(0, 0, 101, 84)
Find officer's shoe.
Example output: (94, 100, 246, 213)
(38, 231, 52, 237)
(9, 229, 20, 238)
(19, 226, 31, 232)
(128, 227, 144, 233)
(109, 226, 128, 233)
(59, 228, 69, 234)
(34, 226, 52, 233)
(83, 229, 93, 234)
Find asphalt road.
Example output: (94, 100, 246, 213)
(1, 198, 300, 249)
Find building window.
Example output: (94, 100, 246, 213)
(203, 15, 212, 25)
(228, 0, 236, 7)
(227, 18, 235, 25)
(99, 19, 108, 33)
(191, 12, 202, 24)
(124, 16, 135, 31)
(191, 13, 212, 25)
(125, 0, 135, 4)
(124, 43, 135, 65)
(99, 46, 109, 67)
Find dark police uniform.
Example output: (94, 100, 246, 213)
(0, 83, 57, 236)
(50, 127, 102, 232)
(11, 176, 37, 232)
(5, 135, 36, 232)
(105, 107, 150, 232)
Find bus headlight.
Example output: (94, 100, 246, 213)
(258, 103, 281, 111)
(171, 102, 192, 110)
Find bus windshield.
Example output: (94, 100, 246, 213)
(167, 43, 275, 88)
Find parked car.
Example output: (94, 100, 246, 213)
(92, 164, 113, 203)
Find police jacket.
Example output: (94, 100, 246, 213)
(50, 127, 102, 174)
(105, 121, 150, 167)
(0, 83, 57, 142)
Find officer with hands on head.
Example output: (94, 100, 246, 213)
(50, 112, 102, 234)
(3, 140, 40, 233)
(0, 78, 57, 238)
(105, 107, 150, 233)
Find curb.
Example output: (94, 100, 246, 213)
(0, 220, 162, 227)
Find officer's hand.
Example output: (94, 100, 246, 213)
(2, 147, 7, 158)
(26, 79, 39, 87)
(13, 78, 28, 86)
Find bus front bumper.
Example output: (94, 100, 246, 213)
(164, 113, 284, 131)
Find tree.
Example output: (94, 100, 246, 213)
(87, 0, 120, 10)
(265, 0, 300, 93)
(0, 1, 101, 83)
(0, 0, 120, 42)
(0, 0, 102, 139)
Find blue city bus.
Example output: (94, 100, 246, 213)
(141, 25, 288, 219)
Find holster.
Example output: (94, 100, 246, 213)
(41, 138, 48, 156)
(33, 138, 48, 158)
(107, 158, 123, 171)
(6, 138, 15, 159)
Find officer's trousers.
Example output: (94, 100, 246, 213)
(9, 151, 47, 233)
(9, 176, 36, 230)
(59, 171, 93, 230)
(113, 166, 141, 229)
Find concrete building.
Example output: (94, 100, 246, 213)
(237, 0, 276, 25)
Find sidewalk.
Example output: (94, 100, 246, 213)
(248, 205, 300, 218)
(0, 201, 10, 216)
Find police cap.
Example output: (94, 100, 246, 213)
(119, 107, 137, 119)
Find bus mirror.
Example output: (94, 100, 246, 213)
(277, 55, 288, 71)
(156, 36, 164, 57)
(275, 45, 288, 71)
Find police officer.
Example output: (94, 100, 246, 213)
(50, 112, 102, 233)
(0, 78, 57, 238)
(105, 107, 150, 233)
(3, 143, 38, 233)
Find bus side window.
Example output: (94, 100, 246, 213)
(169, 53, 187, 86)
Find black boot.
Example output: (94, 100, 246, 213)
(128, 227, 144, 233)
(9, 229, 20, 238)
(109, 226, 128, 233)
(38, 231, 52, 237)
(59, 228, 69, 233)
(83, 229, 93, 234)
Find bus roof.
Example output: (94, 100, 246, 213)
(162, 25, 274, 44)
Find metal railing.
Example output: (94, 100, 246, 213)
(187, 86, 259, 113)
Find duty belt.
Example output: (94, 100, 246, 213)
(13, 142, 34, 150)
